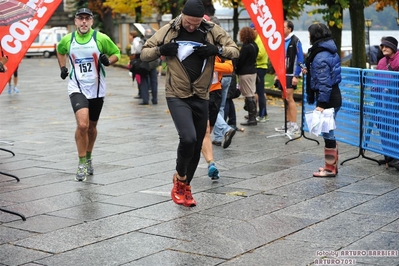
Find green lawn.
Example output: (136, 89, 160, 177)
(265, 73, 303, 92)
(118, 54, 130, 68)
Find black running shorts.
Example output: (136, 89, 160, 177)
(69, 93, 104, 121)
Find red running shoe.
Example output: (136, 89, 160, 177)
(171, 174, 186, 205)
(183, 185, 197, 207)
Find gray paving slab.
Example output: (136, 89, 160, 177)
(168, 213, 317, 259)
(189, 175, 246, 191)
(0, 190, 112, 220)
(47, 202, 133, 221)
(4, 214, 82, 233)
(124, 250, 226, 265)
(199, 193, 299, 220)
(381, 219, 399, 233)
(349, 188, 399, 217)
(14, 212, 161, 253)
(339, 231, 399, 266)
(100, 191, 170, 208)
(276, 191, 376, 219)
(0, 226, 33, 244)
(266, 176, 350, 202)
(205, 185, 263, 197)
(89, 176, 170, 196)
(0, 180, 99, 202)
(0, 166, 56, 181)
(227, 168, 311, 191)
(219, 240, 334, 266)
(34, 232, 183, 266)
(0, 244, 51, 266)
(286, 212, 397, 248)
(336, 175, 399, 195)
(1, 58, 398, 265)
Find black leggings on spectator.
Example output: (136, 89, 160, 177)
(167, 96, 208, 185)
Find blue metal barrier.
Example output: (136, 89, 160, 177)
(334, 67, 362, 147)
(301, 67, 362, 147)
(362, 69, 399, 160)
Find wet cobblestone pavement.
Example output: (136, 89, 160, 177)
(0, 58, 398, 265)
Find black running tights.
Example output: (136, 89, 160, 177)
(167, 96, 208, 184)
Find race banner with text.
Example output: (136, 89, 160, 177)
(242, 0, 287, 98)
(0, 0, 62, 94)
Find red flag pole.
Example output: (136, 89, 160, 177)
(242, 0, 286, 99)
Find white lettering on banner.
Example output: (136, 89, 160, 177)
(250, 0, 282, 50)
(11, 22, 33, 40)
(1, 0, 54, 54)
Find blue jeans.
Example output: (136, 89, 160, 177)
(213, 77, 232, 142)
(219, 77, 231, 116)
(149, 68, 158, 104)
(140, 68, 158, 104)
(256, 68, 267, 117)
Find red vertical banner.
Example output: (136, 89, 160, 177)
(0, 0, 62, 94)
(242, 0, 286, 99)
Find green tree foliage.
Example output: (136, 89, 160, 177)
(103, 0, 185, 21)
(294, 0, 398, 68)
(102, 0, 152, 21)
(283, 0, 307, 19)
(213, 0, 306, 42)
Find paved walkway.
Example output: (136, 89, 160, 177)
(0, 58, 398, 266)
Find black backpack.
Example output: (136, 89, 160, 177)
(129, 57, 150, 75)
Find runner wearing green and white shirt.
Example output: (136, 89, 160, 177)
(56, 8, 121, 181)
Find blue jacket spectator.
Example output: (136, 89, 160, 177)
(306, 38, 342, 109)
(305, 22, 342, 178)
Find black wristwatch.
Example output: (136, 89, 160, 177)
(294, 75, 300, 78)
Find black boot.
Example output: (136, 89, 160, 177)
(241, 97, 257, 126)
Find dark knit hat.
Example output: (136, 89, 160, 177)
(380, 36, 398, 53)
(182, 0, 205, 18)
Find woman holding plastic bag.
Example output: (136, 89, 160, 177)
(303, 23, 342, 177)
